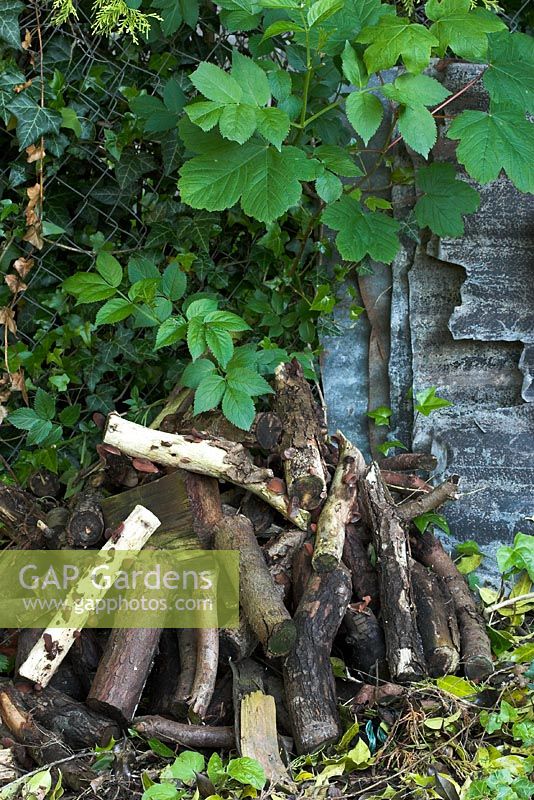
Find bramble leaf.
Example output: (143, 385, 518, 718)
(415, 163, 480, 237)
(322, 195, 400, 264)
(315, 145, 363, 177)
(398, 104, 437, 157)
(342, 41, 367, 89)
(190, 62, 243, 104)
(382, 73, 450, 107)
(316, 170, 343, 203)
(222, 386, 256, 430)
(225, 368, 273, 396)
(346, 91, 383, 144)
(255, 107, 290, 149)
(357, 16, 438, 74)
(484, 31, 534, 113)
(194, 374, 226, 413)
(155, 317, 187, 349)
(205, 325, 234, 367)
(231, 51, 270, 106)
(95, 299, 135, 326)
(182, 358, 216, 388)
(96, 253, 122, 287)
(425, 0, 505, 60)
(219, 103, 257, 144)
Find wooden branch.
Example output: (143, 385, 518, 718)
(409, 527, 493, 682)
(274, 359, 327, 510)
(18, 504, 161, 688)
(0, 485, 51, 547)
(410, 560, 460, 677)
(133, 716, 235, 748)
(28, 469, 61, 498)
(359, 464, 426, 682)
(171, 630, 198, 718)
(342, 605, 387, 679)
(380, 471, 432, 494)
(183, 472, 222, 548)
(313, 433, 366, 572)
(379, 452, 437, 472)
(396, 479, 459, 521)
(189, 628, 219, 720)
(104, 413, 309, 529)
(87, 628, 161, 726)
(342, 524, 380, 612)
(283, 564, 351, 753)
(145, 631, 181, 717)
(214, 515, 296, 656)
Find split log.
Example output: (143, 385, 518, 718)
(188, 628, 219, 720)
(133, 716, 235, 749)
(214, 515, 296, 657)
(264, 528, 308, 600)
(312, 433, 365, 572)
(87, 628, 161, 726)
(0, 687, 93, 790)
(0, 485, 51, 547)
(104, 413, 309, 529)
(409, 527, 493, 681)
(66, 489, 104, 548)
(396, 478, 459, 522)
(359, 463, 426, 682)
(274, 359, 327, 511)
(342, 524, 380, 612)
(171, 630, 198, 718)
(379, 452, 437, 472)
(6, 681, 119, 749)
(410, 561, 460, 677)
(342, 605, 387, 679)
(18, 504, 161, 688)
(283, 564, 351, 753)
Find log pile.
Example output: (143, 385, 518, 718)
(0, 360, 494, 788)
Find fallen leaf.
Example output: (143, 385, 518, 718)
(0, 405, 7, 425)
(26, 144, 45, 163)
(0, 307, 17, 334)
(21, 29, 32, 50)
(13, 256, 34, 278)
(23, 225, 43, 249)
(10, 371, 28, 403)
(14, 80, 32, 93)
(4, 275, 27, 294)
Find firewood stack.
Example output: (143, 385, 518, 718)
(0, 360, 494, 789)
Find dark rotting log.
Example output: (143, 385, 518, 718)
(133, 716, 235, 749)
(342, 523, 380, 613)
(146, 630, 181, 717)
(410, 560, 460, 677)
(359, 463, 426, 682)
(0, 484, 51, 547)
(214, 514, 296, 657)
(241, 492, 276, 534)
(66, 489, 104, 548)
(341, 605, 388, 679)
(220, 611, 258, 663)
(28, 469, 61, 499)
(87, 628, 161, 726)
(189, 627, 219, 720)
(44, 506, 69, 549)
(253, 411, 284, 451)
(291, 541, 314, 609)
(183, 471, 222, 549)
(283, 564, 351, 753)
(274, 359, 327, 511)
(171, 630, 198, 719)
(379, 452, 438, 472)
(409, 527, 493, 682)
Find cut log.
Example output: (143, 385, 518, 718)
(28, 469, 61, 499)
(379, 452, 437, 472)
(274, 359, 327, 510)
(342, 523, 380, 613)
(312, 432, 365, 572)
(283, 564, 351, 753)
(133, 716, 235, 749)
(18, 504, 161, 688)
(44, 506, 69, 549)
(220, 611, 258, 662)
(359, 464, 426, 682)
(0, 485, 51, 547)
(15, 629, 87, 701)
(189, 628, 219, 720)
(342, 605, 387, 679)
(214, 515, 296, 657)
(66, 489, 104, 548)
(410, 560, 460, 677)
(104, 413, 309, 529)
(409, 527, 493, 682)
(87, 627, 161, 726)
(396, 479, 459, 522)
(183, 472, 222, 548)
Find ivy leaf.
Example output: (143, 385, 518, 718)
(182, 358, 216, 388)
(186, 101, 225, 131)
(231, 51, 270, 106)
(219, 104, 257, 144)
(0, 0, 23, 49)
(426, 0, 505, 60)
(382, 73, 450, 107)
(415, 386, 453, 415)
(194, 374, 226, 413)
(190, 62, 243, 104)
(342, 41, 368, 89)
(398, 105, 437, 157)
(226, 368, 274, 396)
(414, 163, 480, 237)
(346, 92, 383, 145)
(307, 0, 344, 28)
(484, 31, 534, 113)
(316, 170, 343, 203)
(255, 107, 290, 149)
(447, 108, 534, 194)
(413, 511, 450, 534)
(205, 325, 234, 367)
(7, 94, 62, 149)
(96, 253, 122, 288)
(367, 405, 392, 426)
(315, 145, 363, 177)
(95, 298, 135, 326)
(357, 16, 438, 74)
(322, 195, 400, 264)
(222, 386, 256, 430)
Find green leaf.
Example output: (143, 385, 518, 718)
(415, 386, 453, 415)
(187, 316, 207, 359)
(127, 255, 160, 283)
(262, 19, 304, 39)
(0, 0, 23, 49)
(142, 784, 181, 800)
(96, 253, 122, 287)
(34, 388, 56, 421)
(27, 418, 54, 445)
(413, 511, 450, 535)
(226, 757, 266, 789)
(447, 108, 534, 193)
(163, 78, 186, 114)
(7, 94, 62, 149)
(203, 310, 250, 331)
(60, 107, 82, 138)
(147, 738, 175, 758)
(376, 438, 407, 455)
(426, 0, 505, 60)
(366, 405, 392, 426)
(185, 298, 219, 320)
(207, 752, 226, 787)
(155, 317, 187, 349)
(382, 73, 450, 107)
(484, 31, 534, 113)
(63, 273, 117, 303)
(205, 325, 234, 367)
(161, 262, 187, 301)
(255, 107, 290, 149)
(307, 0, 344, 28)
(231, 51, 271, 106)
(415, 163, 480, 237)
(59, 404, 81, 427)
(186, 100, 225, 131)
(194, 374, 226, 413)
(342, 41, 368, 89)
(497, 533, 534, 580)
(41, 220, 65, 236)
(165, 751, 205, 785)
(316, 170, 343, 203)
(315, 145, 363, 177)
(190, 62, 243, 104)
(95, 298, 135, 326)
(322, 195, 400, 264)
(436, 675, 476, 697)
(219, 104, 258, 144)
(346, 91, 383, 145)
(8, 407, 40, 430)
(182, 358, 216, 388)
(222, 386, 256, 430)
(226, 368, 273, 396)
(398, 104, 437, 158)
(357, 16, 438, 74)
(268, 69, 292, 101)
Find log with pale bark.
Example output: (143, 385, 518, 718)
(133, 716, 235, 748)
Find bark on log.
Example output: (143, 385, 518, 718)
(283, 564, 351, 753)
(171, 630, 200, 719)
(291, 542, 313, 608)
(87, 628, 161, 726)
(342, 524, 380, 613)
(215, 515, 296, 657)
(0, 485, 51, 547)
(133, 716, 235, 749)
(379, 452, 437, 472)
(18, 504, 161, 688)
(342, 606, 387, 679)
(15, 629, 87, 701)
(146, 631, 181, 717)
(183, 472, 222, 549)
(409, 527, 493, 682)
(359, 463, 426, 682)
(28, 469, 61, 499)
(220, 611, 258, 662)
(313, 433, 365, 572)
(410, 560, 460, 677)
(66, 489, 104, 548)
(396, 479, 459, 521)
(274, 359, 327, 511)
(241, 492, 276, 534)
(104, 413, 309, 529)
(380, 471, 432, 494)
(189, 628, 219, 720)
